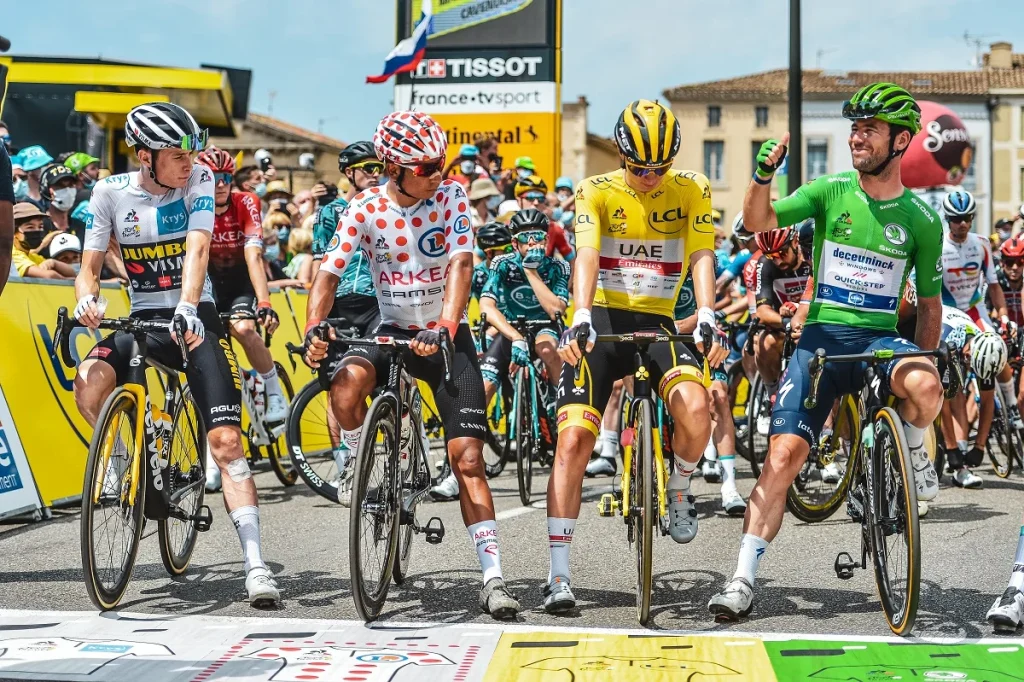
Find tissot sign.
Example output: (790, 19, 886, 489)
(397, 49, 553, 83)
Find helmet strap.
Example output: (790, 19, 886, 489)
(862, 126, 908, 177)
(393, 167, 418, 200)
(145, 149, 176, 191)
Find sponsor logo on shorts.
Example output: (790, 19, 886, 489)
(773, 417, 785, 427)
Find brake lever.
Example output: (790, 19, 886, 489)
(439, 326, 453, 386)
(54, 306, 77, 369)
(572, 322, 591, 382)
(172, 315, 190, 370)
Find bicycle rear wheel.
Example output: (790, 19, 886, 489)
(81, 388, 146, 611)
(786, 397, 859, 522)
(629, 400, 655, 626)
(746, 376, 770, 476)
(986, 403, 1017, 478)
(868, 407, 920, 636)
(515, 369, 535, 507)
(349, 394, 401, 622)
(159, 387, 207, 575)
(286, 379, 342, 502)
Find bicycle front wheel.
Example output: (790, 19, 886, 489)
(264, 364, 298, 486)
(746, 376, 770, 477)
(81, 387, 146, 611)
(786, 396, 859, 523)
(986, 402, 1017, 479)
(159, 387, 207, 575)
(515, 369, 535, 507)
(868, 407, 920, 636)
(286, 379, 342, 502)
(349, 393, 402, 622)
(629, 400, 655, 626)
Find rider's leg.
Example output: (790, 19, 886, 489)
(663, 371, 712, 543)
(997, 363, 1017, 417)
(73, 359, 117, 426)
(536, 334, 562, 390)
(709, 378, 742, 500)
(329, 357, 377, 450)
(599, 381, 623, 459)
(890, 357, 945, 498)
(231, 318, 283, 399)
(988, 510, 1024, 631)
(754, 330, 783, 392)
(975, 388, 996, 451)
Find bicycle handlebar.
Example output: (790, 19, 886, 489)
(219, 311, 273, 347)
(571, 324, 705, 382)
(318, 322, 455, 386)
(54, 306, 190, 371)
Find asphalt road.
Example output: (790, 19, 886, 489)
(2, 457, 1022, 639)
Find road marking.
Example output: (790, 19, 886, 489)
(842, 645, 867, 650)
(495, 506, 535, 521)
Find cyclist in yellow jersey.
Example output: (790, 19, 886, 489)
(542, 99, 730, 614)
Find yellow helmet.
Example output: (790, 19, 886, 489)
(614, 99, 680, 167)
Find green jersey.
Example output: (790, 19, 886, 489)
(471, 261, 490, 301)
(312, 197, 374, 298)
(773, 171, 942, 331)
(481, 252, 570, 321)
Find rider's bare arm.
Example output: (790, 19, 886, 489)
(915, 294, 942, 351)
(180, 230, 211, 307)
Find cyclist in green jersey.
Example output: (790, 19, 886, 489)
(709, 83, 946, 621)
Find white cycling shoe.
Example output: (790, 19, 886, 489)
(756, 414, 771, 436)
(246, 566, 280, 608)
(910, 447, 939, 501)
(702, 460, 722, 483)
(721, 488, 746, 516)
(821, 461, 843, 484)
(952, 467, 983, 489)
(708, 577, 754, 620)
(337, 458, 355, 508)
(429, 472, 460, 501)
(265, 392, 289, 424)
(987, 587, 1024, 633)
(585, 456, 616, 477)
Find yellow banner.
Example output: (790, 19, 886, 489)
(434, 111, 561, 184)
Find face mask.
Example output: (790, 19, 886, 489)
(82, 176, 96, 190)
(20, 230, 44, 250)
(254, 182, 267, 198)
(460, 160, 476, 175)
(276, 227, 290, 242)
(70, 263, 82, 274)
(560, 210, 574, 225)
(486, 195, 503, 212)
(557, 191, 572, 202)
(13, 178, 28, 201)
(263, 244, 280, 261)
(1000, 229, 1012, 241)
(551, 207, 563, 221)
(51, 187, 77, 212)
(517, 168, 532, 180)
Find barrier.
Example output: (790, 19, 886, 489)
(0, 385, 43, 520)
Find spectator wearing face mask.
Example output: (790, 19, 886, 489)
(14, 145, 54, 210)
(446, 144, 487, 187)
(38, 164, 87, 257)
(279, 226, 314, 288)
(10, 203, 74, 280)
(264, 180, 293, 219)
(468, 177, 503, 228)
(12, 161, 28, 203)
(554, 176, 575, 223)
(235, 165, 265, 198)
(0, 144, 13, 295)
(262, 212, 291, 280)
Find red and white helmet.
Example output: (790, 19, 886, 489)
(1001, 235, 1024, 259)
(196, 146, 235, 173)
(754, 227, 795, 255)
(373, 111, 447, 166)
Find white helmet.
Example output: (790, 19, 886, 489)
(942, 190, 976, 220)
(732, 211, 754, 243)
(373, 110, 447, 166)
(970, 330, 1007, 381)
(125, 102, 207, 151)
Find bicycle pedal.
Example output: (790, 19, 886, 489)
(423, 516, 445, 544)
(193, 505, 214, 533)
(834, 551, 860, 580)
(597, 493, 619, 517)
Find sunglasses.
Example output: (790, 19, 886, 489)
(180, 129, 209, 152)
(403, 156, 446, 177)
(764, 244, 796, 261)
(947, 215, 974, 224)
(514, 230, 547, 244)
(214, 172, 233, 184)
(1004, 258, 1023, 268)
(351, 161, 384, 174)
(521, 192, 546, 203)
(626, 162, 671, 178)
(484, 245, 513, 256)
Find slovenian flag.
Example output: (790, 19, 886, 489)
(366, 1, 433, 84)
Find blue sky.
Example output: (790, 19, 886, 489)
(4, 0, 1024, 145)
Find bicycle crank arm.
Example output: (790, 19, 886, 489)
(168, 504, 214, 533)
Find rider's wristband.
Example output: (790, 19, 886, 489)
(752, 172, 773, 185)
(437, 318, 459, 339)
(697, 306, 716, 329)
(304, 318, 322, 337)
(257, 300, 272, 309)
(571, 308, 592, 329)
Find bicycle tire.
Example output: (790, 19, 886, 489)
(746, 376, 770, 477)
(868, 406, 920, 636)
(394, 390, 426, 586)
(263, 364, 298, 486)
(484, 384, 508, 478)
(81, 388, 146, 611)
(349, 393, 401, 622)
(515, 368, 534, 507)
(158, 387, 207, 575)
(286, 379, 341, 503)
(631, 400, 656, 626)
(986, 402, 1015, 478)
(786, 397, 860, 523)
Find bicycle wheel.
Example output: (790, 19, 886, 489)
(986, 402, 1016, 479)
(349, 394, 401, 622)
(484, 383, 508, 478)
(394, 391, 426, 586)
(729, 364, 751, 462)
(81, 388, 146, 611)
(629, 400, 656, 626)
(746, 376, 770, 477)
(515, 368, 535, 507)
(286, 379, 341, 503)
(264, 364, 298, 486)
(868, 407, 920, 636)
(159, 387, 207, 575)
(786, 396, 860, 523)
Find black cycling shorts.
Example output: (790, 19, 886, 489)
(338, 323, 488, 442)
(86, 302, 242, 432)
(555, 306, 705, 437)
(211, 274, 256, 317)
(322, 295, 383, 381)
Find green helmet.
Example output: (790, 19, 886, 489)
(843, 82, 922, 135)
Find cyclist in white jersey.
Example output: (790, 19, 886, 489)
(304, 111, 519, 620)
(940, 190, 1022, 439)
(72, 103, 279, 606)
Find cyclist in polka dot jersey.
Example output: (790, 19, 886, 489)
(304, 111, 520, 620)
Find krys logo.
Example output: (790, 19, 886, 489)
(418, 228, 447, 257)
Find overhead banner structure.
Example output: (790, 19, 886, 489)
(395, 0, 562, 181)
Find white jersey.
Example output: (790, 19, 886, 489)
(320, 179, 474, 330)
(940, 232, 997, 310)
(0, 638, 172, 676)
(941, 305, 979, 350)
(243, 646, 453, 681)
(84, 165, 216, 312)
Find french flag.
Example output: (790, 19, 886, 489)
(366, 1, 433, 84)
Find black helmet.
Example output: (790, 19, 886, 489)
(509, 208, 549, 234)
(338, 141, 378, 171)
(40, 164, 75, 194)
(476, 221, 512, 249)
(125, 102, 207, 151)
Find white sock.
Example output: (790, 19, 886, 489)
(600, 428, 618, 459)
(720, 454, 737, 490)
(260, 366, 283, 397)
(468, 520, 503, 584)
(341, 428, 361, 452)
(229, 506, 266, 573)
(669, 456, 697, 490)
(1010, 526, 1024, 590)
(904, 423, 925, 450)
(733, 533, 769, 585)
(704, 437, 718, 462)
(998, 380, 1017, 413)
(547, 517, 575, 583)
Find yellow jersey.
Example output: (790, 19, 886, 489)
(573, 169, 714, 318)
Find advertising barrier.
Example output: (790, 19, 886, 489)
(0, 385, 43, 520)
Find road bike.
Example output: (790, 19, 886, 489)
(744, 318, 796, 477)
(53, 307, 211, 610)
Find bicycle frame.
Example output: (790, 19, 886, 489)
(220, 312, 281, 448)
